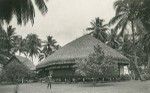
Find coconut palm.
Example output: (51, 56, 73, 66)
(86, 17, 108, 43)
(11, 36, 28, 56)
(26, 34, 41, 62)
(140, 33, 150, 68)
(5, 26, 16, 53)
(137, 0, 150, 32)
(0, 26, 15, 66)
(39, 35, 60, 61)
(18, 38, 28, 56)
(0, 0, 47, 25)
(109, 0, 144, 80)
(0, 26, 8, 51)
(106, 29, 120, 49)
(137, 0, 150, 69)
(0, 25, 20, 54)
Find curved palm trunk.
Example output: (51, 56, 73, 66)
(147, 54, 150, 68)
(131, 21, 142, 80)
(31, 56, 34, 62)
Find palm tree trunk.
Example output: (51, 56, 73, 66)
(147, 53, 150, 68)
(131, 21, 142, 80)
(19, 52, 21, 56)
(31, 56, 33, 62)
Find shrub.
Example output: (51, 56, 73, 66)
(120, 74, 131, 81)
(75, 45, 120, 82)
(140, 68, 150, 80)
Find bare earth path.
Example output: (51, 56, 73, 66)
(0, 80, 150, 93)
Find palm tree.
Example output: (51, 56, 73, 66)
(0, 25, 20, 54)
(0, 26, 8, 51)
(39, 35, 60, 61)
(109, 0, 144, 80)
(0, 0, 47, 25)
(138, 0, 150, 69)
(18, 38, 28, 56)
(11, 36, 28, 56)
(0, 28, 13, 65)
(0, 26, 15, 66)
(141, 33, 150, 68)
(5, 26, 16, 53)
(26, 34, 41, 62)
(106, 29, 120, 49)
(86, 17, 108, 43)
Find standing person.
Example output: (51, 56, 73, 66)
(47, 74, 52, 89)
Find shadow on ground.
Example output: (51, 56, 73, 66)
(78, 82, 114, 87)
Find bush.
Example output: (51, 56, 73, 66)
(141, 74, 150, 80)
(120, 74, 131, 81)
(75, 45, 120, 82)
(140, 68, 150, 80)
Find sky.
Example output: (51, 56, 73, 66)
(9, 0, 116, 64)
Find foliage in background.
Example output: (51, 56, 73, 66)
(39, 35, 60, 61)
(75, 45, 119, 81)
(0, 0, 47, 25)
(25, 34, 41, 61)
(0, 57, 32, 83)
(108, 0, 148, 80)
(86, 17, 108, 43)
(106, 29, 120, 49)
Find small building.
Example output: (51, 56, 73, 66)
(1, 56, 35, 83)
(15, 56, 36, 71)
(36, 34, 129, 81)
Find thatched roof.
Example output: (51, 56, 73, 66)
(37, 34, 129, 69)
(15, 56, 35, 70)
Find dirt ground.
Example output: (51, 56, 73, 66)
(0, 80, 150, 93)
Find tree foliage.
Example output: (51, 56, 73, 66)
(75, 45, 119, 80)
(0, 57, 31, 83)
(39, 35, 60, 61)
(0, 0, 48, 25)
(86, 17, 108, 43)
(25, 34, 41, 61)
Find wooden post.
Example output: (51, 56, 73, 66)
(72, 78, 75, 83)
(82, 78, 85, 83)
(65, 78, 67, 82)
(21, 78, 24, 84)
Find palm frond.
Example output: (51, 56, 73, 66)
(0, 0, 47, 25)
(109, 13, 124, 26)
(34, 0, 48, 15)
(114, 0, 129, 15)
(118, 20, 128, 38)
(86, 27, 94, 31)
(114, 15, 128, 32)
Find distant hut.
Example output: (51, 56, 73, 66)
(1, 56, 35, 83)
(36, 35, 129, 81)
(15, 56, 36, 71)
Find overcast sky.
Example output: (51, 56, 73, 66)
(9, 0, 116, 64)
(10, 0, 116, 46)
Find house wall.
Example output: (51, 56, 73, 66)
(38, 60, 129, 81)
(119, 65, 129, 75)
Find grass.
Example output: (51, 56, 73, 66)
(0, 80, 150, 93)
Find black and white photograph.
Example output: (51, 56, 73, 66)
(0, 0, 150, 93)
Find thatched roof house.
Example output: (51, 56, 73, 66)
(15, 56, 35, 71)
(0, 56, 35, 83)
(1, 55, 35, 72)
(37, 34, 128, 69)
(36, 35, 129, 81)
